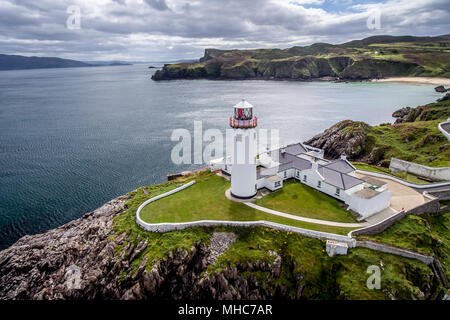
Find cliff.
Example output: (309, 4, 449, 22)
(305, 100, 450, 167)
(152, 35, 450, 81)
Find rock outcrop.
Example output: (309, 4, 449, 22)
(305, 120, 369, 160)
(435, 85, 447, 93)
(438, 93, 450, 102)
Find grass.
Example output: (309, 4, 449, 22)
(364, 107, 450, 168)
(139, 172, 356, 235)
(359, 213, 450, 282)
(254, 180, 357, 223)
(352, 162, 433, 184)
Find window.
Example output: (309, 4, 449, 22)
(317, 181, 321, 188)
(284, 171, 287, 178)
(224, 165, 227, 171)
(303, 175, 307, 182)
(255, 184, 257, 191)
(236, 134, 242, 142)
(274, 181, 281, 188)
(335, 188, 340, 196)
(296, 170, 300, 178)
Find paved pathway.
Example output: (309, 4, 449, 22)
(244, 202, 370, 228)
(355, 173, 428, 212)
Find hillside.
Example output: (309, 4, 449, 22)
(305, 99, 450, 167)
(0, 54, 93, 71)
(0, 54, 132, 71)
(152, 35, 450, 81)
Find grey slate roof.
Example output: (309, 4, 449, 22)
(323, 159, 355, 174)
(317, 166, 363, 190)
(284, 143, 308, 155)
(258, 142, 362, 190)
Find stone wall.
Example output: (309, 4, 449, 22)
(355, 169, 450, 189)
(389, 158, 450, 181)
(429, 189, 450, 200)
(407, 197, 441, 216)
(350, 211, 406, 236)
(356, 239, 434, 264)
(356, 240, 448, 288)
(137, 218, 357, 247)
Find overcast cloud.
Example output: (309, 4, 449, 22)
(0, 0, 448, 61)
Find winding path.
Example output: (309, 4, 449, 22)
(244, 202, 370, 228)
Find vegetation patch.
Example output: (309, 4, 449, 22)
(359, 213, 450, 282)
(254, 180, 357, 222)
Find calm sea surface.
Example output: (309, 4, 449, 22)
(0, 64, 441, 248)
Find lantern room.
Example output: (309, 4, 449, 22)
(230, 99, 258, 128)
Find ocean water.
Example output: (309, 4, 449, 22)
(0, 64, 442, 248)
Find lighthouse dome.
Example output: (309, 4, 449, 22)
(233, 99, 253, 110)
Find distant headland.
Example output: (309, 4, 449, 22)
(151, 35, 450, 81)
(0, 54, 132, 71)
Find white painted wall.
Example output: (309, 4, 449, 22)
(347, 190, 392, 219)
(389, 157, 450, 181)
(231, 128, 258, 198)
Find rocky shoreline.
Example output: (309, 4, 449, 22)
(0, 194, 295, 300)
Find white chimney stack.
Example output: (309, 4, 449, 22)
(341, 154, 347, 160)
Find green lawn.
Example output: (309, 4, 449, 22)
(139, 173, 356, 235)
(254, 180, 357, 223)
(352, 162, 432, 184)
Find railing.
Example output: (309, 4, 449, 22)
(229, 116, 258, 128)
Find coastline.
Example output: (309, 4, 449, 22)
(372, 77, 450, 86)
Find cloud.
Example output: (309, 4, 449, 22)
(144, 0, 170, 11)
(0, 0, 448, 61)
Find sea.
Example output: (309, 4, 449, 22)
(0, 64, 442, 248)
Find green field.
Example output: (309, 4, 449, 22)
(138, 172, 356, 235)
(254, 180, 357, 222)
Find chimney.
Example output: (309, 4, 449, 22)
(312, 157, 318, 171)
(340, 154, 347, 161)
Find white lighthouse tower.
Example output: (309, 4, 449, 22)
(229, 99, 258, 199)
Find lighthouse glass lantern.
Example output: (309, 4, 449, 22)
(229, 99, 258, 199)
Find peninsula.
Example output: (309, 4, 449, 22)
(151, 35, 450, 81)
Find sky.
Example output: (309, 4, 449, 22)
(0, 0, 448, 61)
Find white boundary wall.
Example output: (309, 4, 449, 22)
(438, 119, 450, 141)
(135, 180, 356, 247)
(355, 169, 450, 189)
(389, 158, 450, 181)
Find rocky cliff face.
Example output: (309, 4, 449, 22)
(305, 120, 369, 160)
(151, 55, 422, 81)
(150, 35, 450, 81)
(0, 196, 295, 300)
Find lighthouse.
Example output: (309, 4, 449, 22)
(229, 99, 258, 199)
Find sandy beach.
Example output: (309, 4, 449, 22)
(372, 77, 450, 86)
